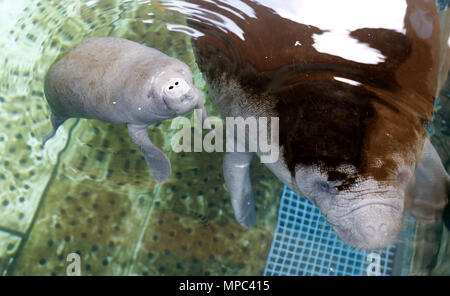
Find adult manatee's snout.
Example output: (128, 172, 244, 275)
(340, 173, 414, 249)
(355, 209, 401, 250)
(307, 138, 449, 250)
(327, 190, 404, 250)
(295, 165, 407, 250)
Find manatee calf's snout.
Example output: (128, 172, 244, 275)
(162, 78, 198, 113)
(164, 78, 190, 97)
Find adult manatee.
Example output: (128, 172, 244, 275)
(186, 0, 449, 249)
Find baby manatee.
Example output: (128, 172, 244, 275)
(44, 37, 209, 182)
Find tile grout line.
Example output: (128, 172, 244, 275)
(0, 226, 25, 238)
(125, 127, 177, 275)
(126, 182, 162, 276)
(3, 120, 80, 275)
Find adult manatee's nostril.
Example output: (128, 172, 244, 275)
(378, 223, 388, 234)
(359, 222, 391, 244)
(361, 225, 377, 237)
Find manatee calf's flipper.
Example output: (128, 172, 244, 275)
(408, 138, 449, 227)
(223, 151, 256, 228)
(43, 113, 67, 145)
(127, 124, 171, 183)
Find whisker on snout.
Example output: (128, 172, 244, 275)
(343, 189, 392, 197)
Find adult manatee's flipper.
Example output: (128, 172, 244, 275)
(408, 138, 449, 227)
(444, 197, 450, 231)
(127, 124, 171, 183)
(43, 113, 67, 145)
(223, 151, 255, 228)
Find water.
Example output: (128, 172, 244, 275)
(0, 0, 448, 276)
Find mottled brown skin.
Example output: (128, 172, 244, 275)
(190, 0, 439, 179)
(187, 0, 446, 249)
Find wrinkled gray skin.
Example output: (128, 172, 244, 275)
(215, 81, 408, 250)
(44, 37, 209, 182)
(226, 133, 448, 250)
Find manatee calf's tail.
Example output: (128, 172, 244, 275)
(42, 113, 67, 146)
